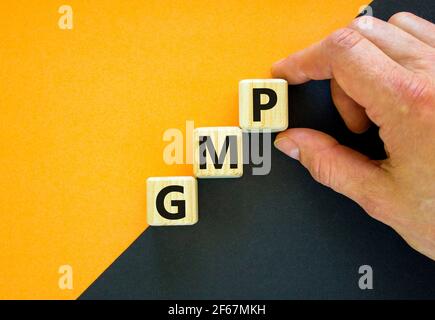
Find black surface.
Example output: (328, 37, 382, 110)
(81, 0, 435, 299)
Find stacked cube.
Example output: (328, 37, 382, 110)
(147, 79, 288, 226)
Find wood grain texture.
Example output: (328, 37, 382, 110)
(147, 176, 198, 226)
(239, 79, 288, 132)
(193, 127, 243, 178)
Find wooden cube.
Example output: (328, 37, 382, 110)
(147, 176, 198, 226)
(193, 127, 243, 178)
(239, 79, 288, 132)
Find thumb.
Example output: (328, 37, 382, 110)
(274, 128, 389, 217)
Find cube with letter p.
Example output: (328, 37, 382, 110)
(239, 79, 288, 132)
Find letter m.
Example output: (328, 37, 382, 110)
(199, 135, 238, 169)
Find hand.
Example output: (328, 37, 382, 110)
(272, 13, 435, 260)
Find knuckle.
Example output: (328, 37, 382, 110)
(358, 185, 392, 224)
(388, 12, 413, 24)
(326, 28, 364, 52)
(404, 75, 433, 107)
(388, 70, 434, 108)
(309, 151, 336, 188)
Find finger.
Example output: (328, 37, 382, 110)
(271, 28, 413, 126)
(330, 79, 371, 133)
(349, 16, 434, 72)
(274, 128, 391, 222)
(389, 12, 435, 47)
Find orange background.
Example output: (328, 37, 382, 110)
(0, 0, 366, 299)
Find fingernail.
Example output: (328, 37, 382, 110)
(273, 57, 286, 65)
(271, 58, 285, 74)
(274, 136, 300, 160)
